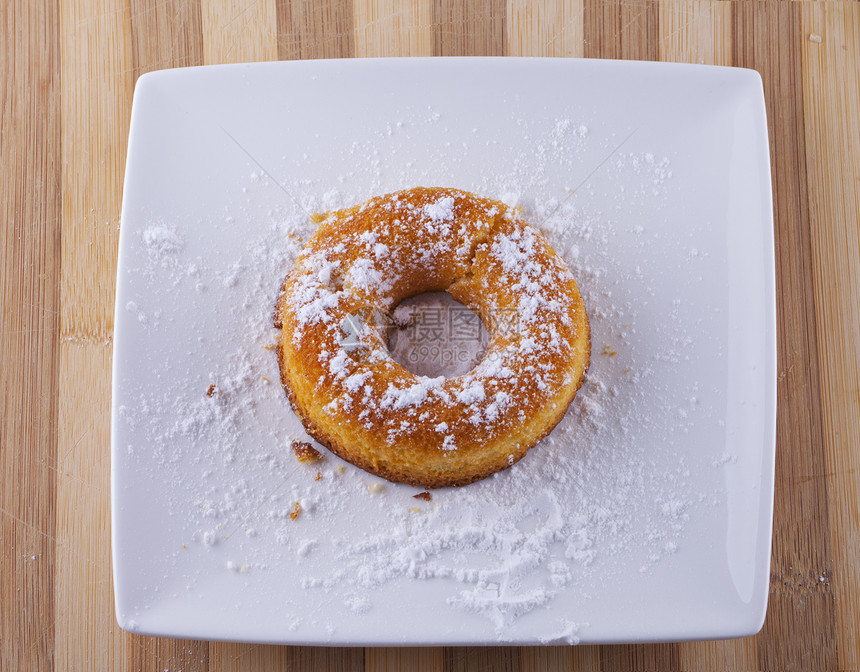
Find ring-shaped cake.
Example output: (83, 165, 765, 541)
(275, 187, 590, 488)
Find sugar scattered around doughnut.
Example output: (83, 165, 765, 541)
(117, 113, 728, 642)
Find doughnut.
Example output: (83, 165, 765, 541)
(274, 187, 590, 488)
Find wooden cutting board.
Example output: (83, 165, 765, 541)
(2, 1, 858, 670)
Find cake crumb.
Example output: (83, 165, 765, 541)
(413, 491, 432, 501)
(292, 440, 322, 463)
(290, 502, 301, 521)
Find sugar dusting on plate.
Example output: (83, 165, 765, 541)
(117, 116, 723, 643)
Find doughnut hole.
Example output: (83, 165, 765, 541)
(387, 291, 489, 379)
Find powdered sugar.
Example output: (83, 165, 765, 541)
(142, 224, 183, 259)
(423, 195, 456, 222)
(115, 112, 733, 644)
(456, 380, 486, 404)
(347, 257, 384, 293)
(380, 375, 445, 410)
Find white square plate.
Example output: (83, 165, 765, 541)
(112, 58, 775, 645)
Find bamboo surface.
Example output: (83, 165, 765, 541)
(2, 1, 859, 670)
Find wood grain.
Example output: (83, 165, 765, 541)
(352, 0, 432, 57)
(56, 1, 134, 670)
(432, 0, 506, 56)
(0, 1, 61, 671)
(521, 646, 600, 671)
(732, 4, 839, 671)
(443, 646, 521, 671)
(129, 0, 205, 78)
(201, 0, 278, 64)
(801, 5, 860, 670)
(365, 647, 443, 672)
(277, 0, 355, 60)
(584, 0, 658, 61)
(507, 0, 584, 58)
(658, 0, 731, 66)
(3, 0, 860, 670)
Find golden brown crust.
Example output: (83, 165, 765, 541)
(274, 187, 590, 488)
